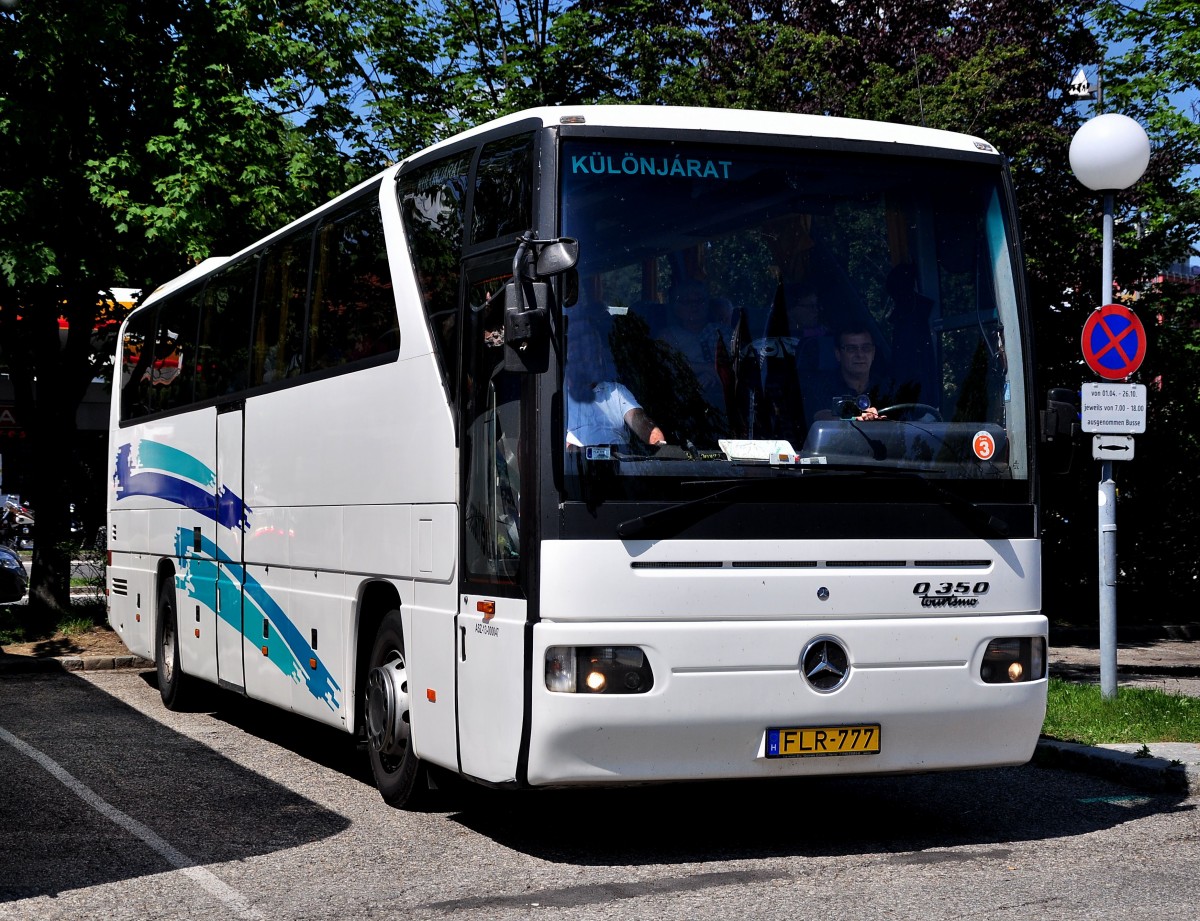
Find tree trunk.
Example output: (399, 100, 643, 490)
(9, 284, 97, 627)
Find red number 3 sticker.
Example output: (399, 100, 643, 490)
(973, 431, 996, 460)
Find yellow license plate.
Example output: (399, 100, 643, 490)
(767, 724, 881, 757)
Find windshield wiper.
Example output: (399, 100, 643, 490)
(878, 470, 1010, 538)
(615, 472, 839, 539)
(615, 468, 1009, 540)
(616, 484, 745, 539)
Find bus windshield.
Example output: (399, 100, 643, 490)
(559, 137, 1028, 498)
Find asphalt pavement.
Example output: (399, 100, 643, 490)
(2, 623, 1198, 795)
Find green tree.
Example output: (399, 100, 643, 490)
(1064, 0, 1200, 616)
(512, 0, 1200, 618)
(0, 0, 373, 622)
(350, 0, 626, 159)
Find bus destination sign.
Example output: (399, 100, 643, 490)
(1080, 382, 1147, 433)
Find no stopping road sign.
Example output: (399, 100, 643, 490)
(1081, 304, 1146, 380)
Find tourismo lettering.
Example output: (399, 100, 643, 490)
(920, 596, 980, 608)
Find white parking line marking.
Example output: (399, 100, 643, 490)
(0, 724, 264, 920)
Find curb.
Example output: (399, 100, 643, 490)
(1034, 738, 1200, 796)
(59, 654, 153, 672)
(0, 653, 152, 674)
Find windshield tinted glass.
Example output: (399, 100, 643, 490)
(559, 137, 1028, 497)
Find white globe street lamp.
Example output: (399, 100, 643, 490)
(1069, 112, 1150, 700)
(1070, 113, 1151, 305)
(1070, 113, 1151, 192)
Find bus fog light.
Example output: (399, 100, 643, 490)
(981, 637, 1046, 684)
(545, 647, 577, 692)
(545, 646, 654, 694)
(1030, 638, 1045, 680)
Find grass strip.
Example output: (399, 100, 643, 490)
(1044, 677, 1200, 745)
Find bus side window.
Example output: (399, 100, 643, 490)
(398, 151, 471, 401)
(153, 286, 202, 413)
(308, 200, 396, 373)
(472, 133, 534, 244)
(196, 259, 256, 401)
(252, 227, 313, 385)
(120, 306, 157, 421)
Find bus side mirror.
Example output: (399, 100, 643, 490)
(504, 278, 550, 373)
(1040, 387, 1079, 473)
(504, 235, 579, 374)
(534, 237, 579, 276)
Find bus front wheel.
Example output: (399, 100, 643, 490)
(365, 610, 426, 807)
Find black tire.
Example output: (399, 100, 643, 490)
(156, 578, 195, 710)
(364, 610, 427, 808)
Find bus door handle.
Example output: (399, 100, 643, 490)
(460, 625, 466, 661)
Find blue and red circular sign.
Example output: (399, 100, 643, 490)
(1081, 304, 1146, 381)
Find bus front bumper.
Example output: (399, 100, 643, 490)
(525, 615, 1047, 787)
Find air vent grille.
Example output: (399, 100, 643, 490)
(631, 559, 992, 571)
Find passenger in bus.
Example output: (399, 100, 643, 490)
(803, 326, 891, 422)
(778, 280, 836, 374)
(659, 279, 727, 408)
(566, 321, 667, 448)
(885, 263, 938, 406)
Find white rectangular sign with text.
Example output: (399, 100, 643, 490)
(1081, 383, 1146, 433)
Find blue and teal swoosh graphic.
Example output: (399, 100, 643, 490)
(173, 528, 341, 711)
(115, 439, 338, 710)
(114, 441, 249, 532)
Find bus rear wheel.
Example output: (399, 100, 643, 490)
(156, 579, 195, 710)
(365, 610, 426, 807)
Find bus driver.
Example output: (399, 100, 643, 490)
(565, 321, 667, 449)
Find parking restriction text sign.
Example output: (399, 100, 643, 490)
(1080, 382, 1146, 433)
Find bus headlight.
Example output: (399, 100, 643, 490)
(980, 637, 1046, 684)
(545, 646, 654, 694)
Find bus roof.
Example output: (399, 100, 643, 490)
(133, 106, 1000, 316)
(408, 105, 1000, 165)
(141, 256, 230, 308)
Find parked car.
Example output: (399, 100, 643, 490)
(0, 544, 28, 602)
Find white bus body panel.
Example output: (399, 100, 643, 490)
(539, 538, 1039, 622)
(409, 575, 461, 770)
(109, 413, 223, 664)
(527, 538, 1044, 785)
(108, 172, 461, 740)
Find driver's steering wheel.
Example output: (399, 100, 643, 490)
(878, 402, 943, 421)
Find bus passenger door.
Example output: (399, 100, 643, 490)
(456, 269, 529, 784)
(215, 402, 246, 692)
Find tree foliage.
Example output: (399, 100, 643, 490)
(2, 0, 1198, 624)
(1066, 0, 1200, 616)
(0, 0, 371, 619)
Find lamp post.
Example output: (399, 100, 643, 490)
(1069, 112, 1150, 699)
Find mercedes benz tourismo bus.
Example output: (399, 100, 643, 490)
(108, 106, 1047, 807)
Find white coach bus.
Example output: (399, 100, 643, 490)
(108, 106, 1049, 808)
